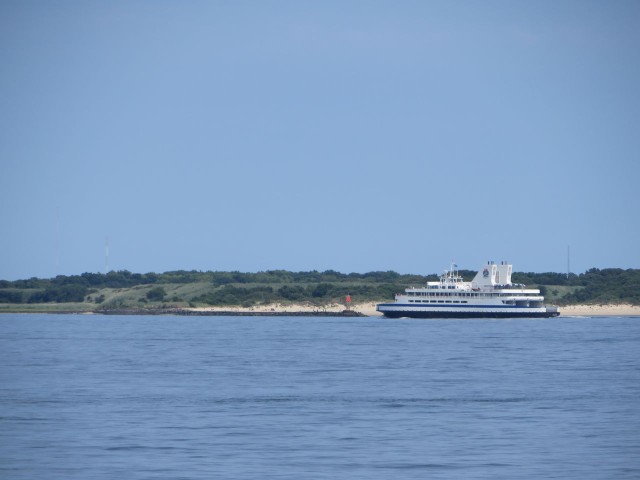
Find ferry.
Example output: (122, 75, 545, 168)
(376, 261, 560, 318)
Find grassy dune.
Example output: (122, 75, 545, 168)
(0, 283, 585, 314)
(1, 267, 638, 312)
(541, 285, 584, 304)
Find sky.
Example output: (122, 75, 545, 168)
(1, 1, 639, 280)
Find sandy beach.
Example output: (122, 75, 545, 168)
(188, 302, 640, 317)
(558, 304, 640, 317)
(189, 302, 381, 316)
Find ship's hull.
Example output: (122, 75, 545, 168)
(376, 304, 560, 319)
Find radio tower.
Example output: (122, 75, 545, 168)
(56, 207, 60, 276)
(567, 245, 570, 279)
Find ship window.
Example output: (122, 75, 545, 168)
(445, 300, 452, 303)
(462, 301, 467, 303)
(438, 300, 444, 303)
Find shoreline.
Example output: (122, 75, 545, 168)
(182, 302, 639, 317)
(186, 302, 382, 317)
(1, 303, 639, 317)
(97, 308, 366, 317)
(558, 304, 640, 317)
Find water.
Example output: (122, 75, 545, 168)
(1, 314, 639, 479)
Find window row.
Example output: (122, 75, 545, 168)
(407, 300, 469, 304)
(407, 292, 536, 298)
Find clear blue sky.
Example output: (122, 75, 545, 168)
(1, 1, 639, 280)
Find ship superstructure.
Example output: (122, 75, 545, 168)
(376, 261, 560, 318)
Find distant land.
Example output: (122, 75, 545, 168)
(0, 268, 639, 315)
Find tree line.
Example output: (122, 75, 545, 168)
(0, 267, 638, 305)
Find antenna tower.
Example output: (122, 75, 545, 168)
(56, 207, 60, 276)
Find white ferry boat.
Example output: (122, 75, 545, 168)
(376, 261, 560, 318)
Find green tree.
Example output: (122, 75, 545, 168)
(312, 283, 333, 298)
(146, 287, 167, 301)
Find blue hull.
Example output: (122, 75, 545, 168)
(379, 310, 560, 319)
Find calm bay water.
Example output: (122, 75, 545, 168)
(1, 314, 639, 479)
